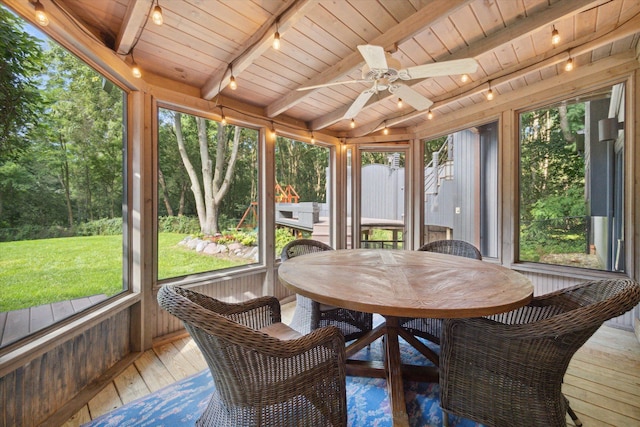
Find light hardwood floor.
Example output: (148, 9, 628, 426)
(61, 303, 640, 427)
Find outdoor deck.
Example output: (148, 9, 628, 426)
(58, 302, 640, 427)
(0, 294, 107, 347)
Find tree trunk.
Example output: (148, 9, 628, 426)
(174, 112, 206, 229)
(158, 167, 174, 216)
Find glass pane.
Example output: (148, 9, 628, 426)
(518, 83, 625, 271)
(359, 151, 405, 249)
(0, 8, 125, 347)
(275, 137, 331, 256)
(157, 109, 259, 279)
(423, 121, 498, 257)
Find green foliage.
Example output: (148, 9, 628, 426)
(519, 101, 588, 263)
(158, 215, 201, 234)
(0, 7, 46, 160)
(275, 137, 329, 203)
(76, 218, 123, 236)
(276, 227, 297, 256)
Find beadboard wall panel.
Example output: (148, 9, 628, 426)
(1, 309, 131, 426)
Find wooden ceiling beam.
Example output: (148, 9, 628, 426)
(114, 0, 153, 55)
(265, 0, 473, 118)
(200, 0, 317, 101)
(311, 0, 603, 132)
(347, 11, 640, 138)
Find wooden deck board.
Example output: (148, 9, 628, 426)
(0, 295, 108, 347)
(113, 364, 151, 405)
(87, 382, 122, 420)
(133, 349, 175, 392)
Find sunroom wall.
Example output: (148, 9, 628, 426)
(0, 0, 639, 425)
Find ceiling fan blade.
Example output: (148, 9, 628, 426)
(344, 89, 375, 119)
(399, 58, 479, 80)
(391, 84, 433, 111)
(357, 45, 388, 70)
(297, 79, 369, 91)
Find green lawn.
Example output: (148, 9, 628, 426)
(0, 233, 248, 312)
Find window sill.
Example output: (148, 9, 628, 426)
(510, 261, 628, 281)
(155, 263, 268, 290)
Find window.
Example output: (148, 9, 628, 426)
(0, 7, 125, 348)
(423, 121, 498, 257)
(156, 108, 259, 280)
(274, 137, 331, 255)
(518, 83, 625, 271)
(358, 149, 406, 249)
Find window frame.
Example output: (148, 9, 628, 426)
(512, 78, 632, 278)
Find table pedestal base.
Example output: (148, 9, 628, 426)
(344, 316, 439, 427)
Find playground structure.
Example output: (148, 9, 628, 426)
(237, 184, 318, 232)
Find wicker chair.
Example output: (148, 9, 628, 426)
(440, 278, 640, 427)
(281, 239, 373, 342)
(157, 284, 347, 427)
(400, 239, 482, 344)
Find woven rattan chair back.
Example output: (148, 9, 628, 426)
(400, 239, 482, 344)
(418, 239, 482, 260)
(280, 239, 373, 341)
(157, 284, 347, 427)
(440, 278, 640, 427)
(281, 238, 333, 261)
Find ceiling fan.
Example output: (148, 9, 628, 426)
(297, 45, 479, 119)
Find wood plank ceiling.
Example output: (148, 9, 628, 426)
(22, 0, 640, 138)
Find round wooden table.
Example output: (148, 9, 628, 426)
(278, 249, 533, 427)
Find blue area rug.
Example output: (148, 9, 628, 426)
(85, 335, 482, 427)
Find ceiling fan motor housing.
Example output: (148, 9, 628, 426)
(361, 54, 402, 81)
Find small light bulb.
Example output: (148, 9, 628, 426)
(34, 1, 49, 26)
(221, 114, 227, 125)
(461, 74, 469, 83)
(152, 5, 163, 25)
(551, 27, 560, 45)
(486, 89, 494, 101)
(397, 98, 403, 108)
(132, 63, 142, 79)
(229, 75, 237, 90)
(273, 32, 280, 50)
(564, 58, 574, 71)
(383, 126, 389, 135)
(427, 110, 433, 120)
(310, 133, 315, 144)
(350, 118, 356, 129)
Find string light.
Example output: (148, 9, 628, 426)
(461, 74, 469, 83)
(551, 26, 560, 45)
(34, 0, 49, 26)
(564, 57, 574, 71)
(228, 65, 237, 90)
(486, 88, 494, 101)
(220, 107, 227, 125)
(310, 132, 315, 144)
(427, 110, 433, 120)
(151, 1, 164, 26)
(273, 22, 281, 50)
(383, 123, 389, 135)
(131, 53, 142, 78)
(397, 98, 403, 108)
(350, 118, 356, 129)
